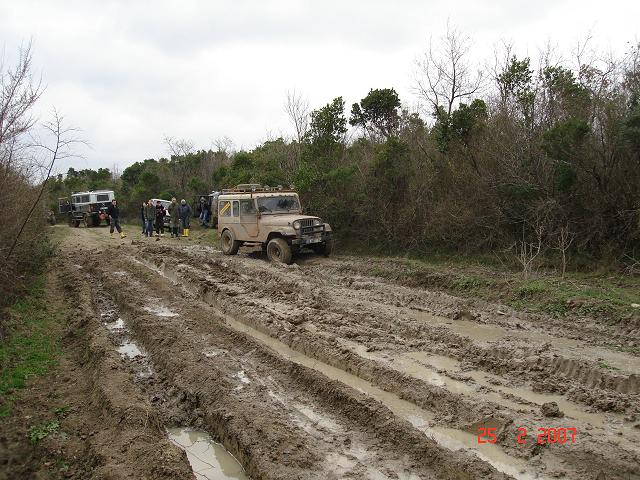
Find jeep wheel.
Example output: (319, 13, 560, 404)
(220, 229, 240, 255)
(312, 238, 334, 257)
(266, 238, 293, 264)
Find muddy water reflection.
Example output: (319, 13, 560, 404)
(167, 428, 248, 480)
(218, 311, 541, 480)
(409, 310, 640, 374)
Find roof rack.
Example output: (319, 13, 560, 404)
(221, 184, 296, 194)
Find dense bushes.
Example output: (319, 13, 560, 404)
(45, 40, 640, 273)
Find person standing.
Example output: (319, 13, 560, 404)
(154, 200, 166, 237)
(179, 199, 192, 237)
(107, 199, 126, 239)
(198, 196, 206, 225)
(140, 201, 146, 234)
(167, 197, 180, 238)
(144, 199, 155, 237)
(201, 200, 210, 228)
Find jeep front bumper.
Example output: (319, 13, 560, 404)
(291, 228, 332, 246)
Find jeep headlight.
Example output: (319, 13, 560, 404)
(292, 220, 301, 230)
(313, 218, 322, 226)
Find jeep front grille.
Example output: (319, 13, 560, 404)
(300, 219, 314, 228)
(300, 218, 324, 235)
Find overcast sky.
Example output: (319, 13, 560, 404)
(1, 0, 638, 175)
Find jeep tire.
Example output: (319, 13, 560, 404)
(221, 229, 240, 255)
(266, 238, 293, 264)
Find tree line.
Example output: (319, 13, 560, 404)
(47, 31, 640, 274)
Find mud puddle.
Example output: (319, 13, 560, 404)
(94, 280, 154, 378)
(117, 341, 144, 358)
(143, 305, 179, 317)
(132, 257, 179, 283)
(167, 427, 248, 480)
(343, 340, 639, 451)
(214, 307, 541, 479)
(409, 309, 640, 374)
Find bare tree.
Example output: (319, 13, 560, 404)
(212, 136, 235, 155)
(7, 109, 82, 259)
(553, 223, 574, 278)
(0, 42, 43, 193)
(163, 135, 194, 157)
(163, 135, 195, 193)
(284, 89, 310, 145)
(0, 42, 82, 279)
(414, 24, 483, 118)
(515, 219, 545, 280)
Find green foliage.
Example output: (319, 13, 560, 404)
(542, 66, 591, 118)
(554, 162, 577, 192)
(27, 420, 60, 443)
(450, 99, 488, 141)
(623, 104, 640, 150)
(498, 56, 535, 122)
(350, 88, 401, 139)
(498, 56, 533, 99)
(53, 405, 70, 418)
(0, 278, 60, 417)
(432, 100, 487, 152)
(308, 97, 347, 144)
(368, 138, 411, 199)
(542, 119, 591, 161)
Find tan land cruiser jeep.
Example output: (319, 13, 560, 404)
(217, 184, 333, 264)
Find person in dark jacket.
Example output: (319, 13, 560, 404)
(201, 201, 210, 228)
(107, 199, 126, 239)
(167, 197, 180, 238)
(198, 196, 206, 225)
(144, 200, 155, 237)
(179, 199, 192, 237)
(155, 200, 166, 237)
(140, 201, 146, 234)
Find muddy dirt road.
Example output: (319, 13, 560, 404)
(5, 226, 639, 479)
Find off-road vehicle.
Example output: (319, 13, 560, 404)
(58, 190, 115, 227)
(217, 184, 333, 264)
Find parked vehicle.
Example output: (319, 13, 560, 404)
(217, 184, 333, 264)
(58, 190, 114, 227)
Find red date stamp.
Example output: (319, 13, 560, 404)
(477, 427, 577, 445)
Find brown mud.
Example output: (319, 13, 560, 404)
(2, 226, 639, 479)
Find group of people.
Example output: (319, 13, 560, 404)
(141, 198, 192, 238)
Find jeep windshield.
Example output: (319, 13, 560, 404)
(257, 195, 300, 213)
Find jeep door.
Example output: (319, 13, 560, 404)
(239, 199, 258, 237)
(219, 199, 240, 238)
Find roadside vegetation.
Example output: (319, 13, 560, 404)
(1, 43, 76, 338)
(344, 252, 640, 329)
(0, 277, 62, 417)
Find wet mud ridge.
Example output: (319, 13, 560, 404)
(52, 238, 640, 479)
